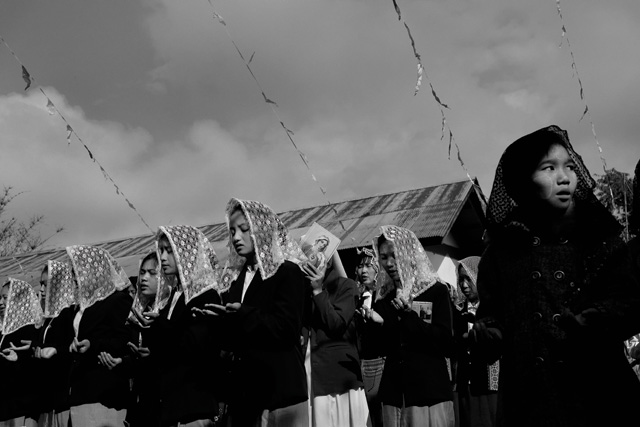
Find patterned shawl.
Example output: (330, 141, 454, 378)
(373, 225, 440, 301)
(486, 125, 596, 228)
(220, 198, 307, 292)
(44, 260, 78, 318)
(157, 225, 221, 304)
(132, 252, 171, 315)
(454, 256, 480, 310)
(66, 245, 131, 311)
(1, 278, 44, 335)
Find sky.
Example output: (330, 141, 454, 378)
(0, 0, 639, 250)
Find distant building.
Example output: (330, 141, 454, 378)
(0, 180, 487, 289)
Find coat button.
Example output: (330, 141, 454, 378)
(531, 271, 542, 280)
(558, 237, 568, 244)
(533, 312, 543, 321)
(535, 356, 545, 366)
(569, 281, 575, 288)
(553, 271, 565, 281)
(532, 236, 541, 246)
(552, 314, 560, 323)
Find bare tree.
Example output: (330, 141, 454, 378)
(0, 187, 64, 257)
(594, 169, 634, 241)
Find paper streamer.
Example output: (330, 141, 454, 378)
(205, 2, 352, 234)
(0, 35, 154, 235)
(554, 0, 616, 209)
(389, 1, 487, 205)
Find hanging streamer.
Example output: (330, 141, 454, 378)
(554, 0, 616, 209)
(389, 1, 487, 204)
(204, 2, 351, 234)
(0, 35, 154, 234)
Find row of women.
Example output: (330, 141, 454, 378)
(1, 124, 640, 427)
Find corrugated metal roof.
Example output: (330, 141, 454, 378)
(0, 180, 481, 282)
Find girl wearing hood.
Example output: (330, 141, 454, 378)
(472, 125, 640, 427)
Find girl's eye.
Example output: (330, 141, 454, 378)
(567, 164, 576, 171)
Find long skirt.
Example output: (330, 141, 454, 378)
(382, 401, 455, 427)
(312, 388, 369, 427)
(69, 403, 126, 427)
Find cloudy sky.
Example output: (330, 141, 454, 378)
(0, 0, 638, 250)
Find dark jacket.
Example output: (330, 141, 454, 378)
(476, 203, 640, 427)
(68, 290, 133, 410)
(31, 306, 76, 415)
(0, 325, 38, 421)
(148, 288, 224, 427)
(308, 276, 363, 397)
(222, 260, 307, 420)
(375, 281, 454, 408)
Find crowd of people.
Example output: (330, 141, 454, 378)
(1, 125, 640, 427)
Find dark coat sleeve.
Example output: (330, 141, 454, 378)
(83, 291, 133, 358)
(312, 277, 357, 339)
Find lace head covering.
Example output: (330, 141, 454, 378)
(66, 245, 131, 311)
(630, 158, 640, 234)
(1, 278, 44, 335)
(157, 225, 221, 304)
(454, 256, 480, 309)
(220, 198, 307, 292)
(44, 260, 78, 318)
(373, 225, 440, 301)
(132, 252, 172, 315)
(486, 125, 596, 228)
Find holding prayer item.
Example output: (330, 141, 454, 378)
(0, 278, 43, 427)
(65, 245, 133, 427)
(473, 125, 640, 427)
(150, 225, 226, 427)
(301, 251, 369, 427)
(202, 198, 309, 427)
(367, 226, 455, 427)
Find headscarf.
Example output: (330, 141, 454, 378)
(157, 225, 221, 304)
(373, 225, 440, 301)
(66, 245, 131, 311)
(132, 252, 171, 315)
(630, 158, 640, 234)
(355, 246, 379, 292)
(486, 125, 596, 229)
(220, 198, 307, 292)
(454, 256, 480, 310)
(1, 278, 44, 335)
(43, 260, 78, 318)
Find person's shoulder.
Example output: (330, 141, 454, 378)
(278, 260, 305, 275)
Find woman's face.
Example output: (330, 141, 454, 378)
(39, 270, 48, 300)
(458, 267, 477, 302)
(158, 236, 177, 276)
(0, 285, 8, 319)
(229, 209, 255, 259)
(138, 258, 159, 298)
(356, 259, 376, 287)
(530, 143, 577, 213)
(378, 240, 400, 285)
